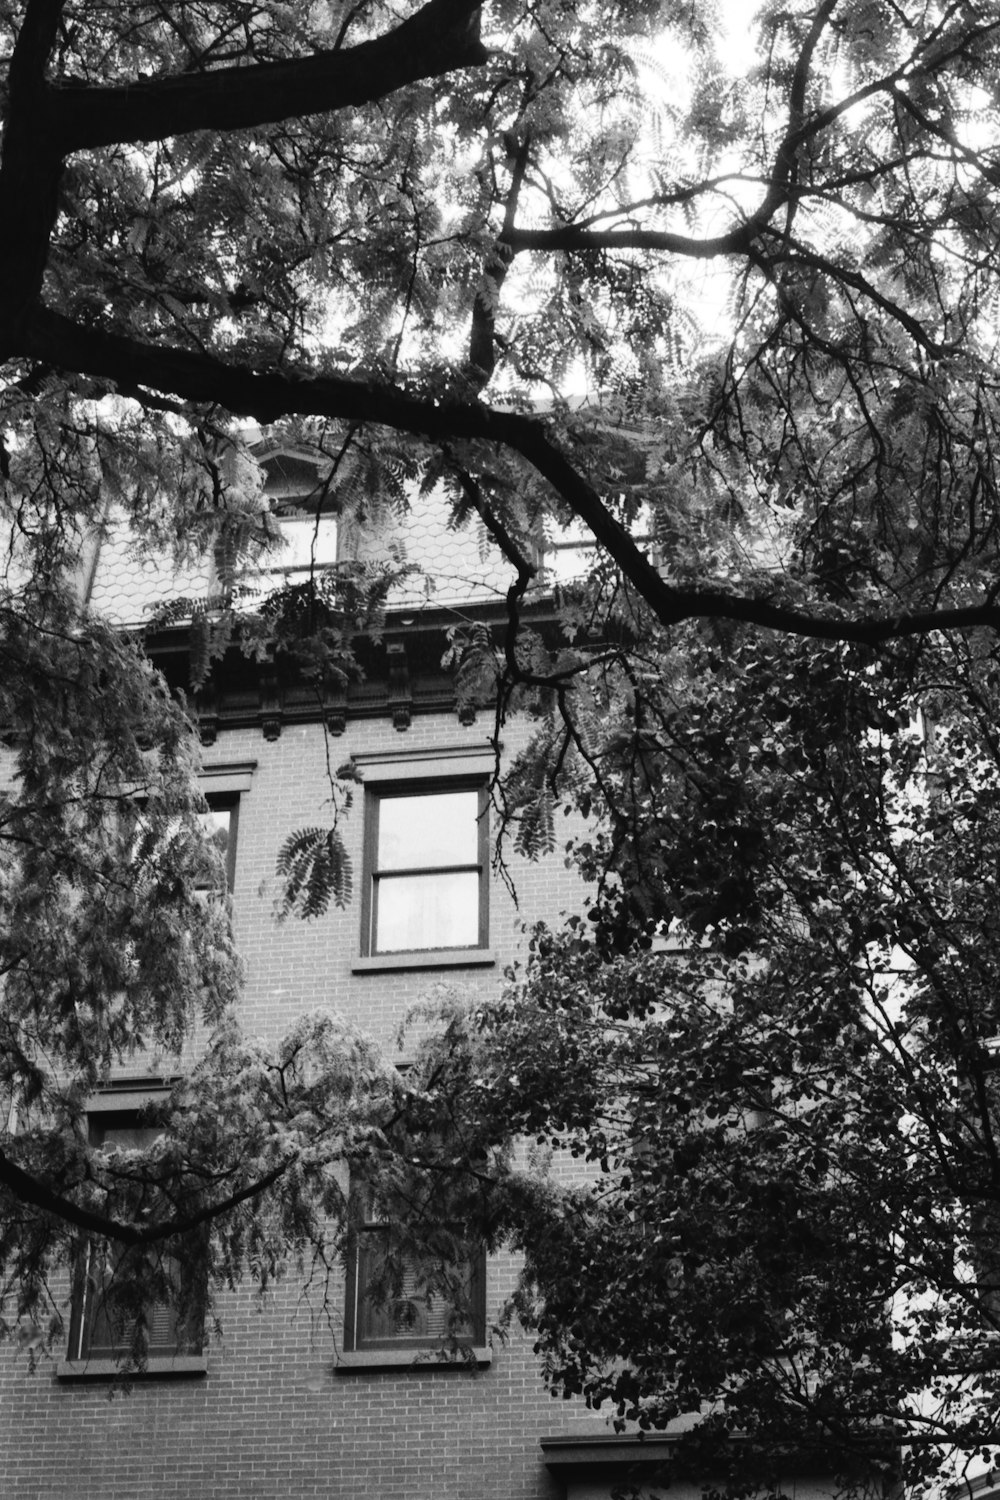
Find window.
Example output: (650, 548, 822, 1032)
(66, 1112, 205, 1367)
(274, 510, 339, 579)
(259, 449, 338, 586)
(538, 506, 656, 584)
(344, 1198, 486, 1355)
(196, 762, 252, 889)
(198, 794, 239, 893)
(362, 783, 488, 956)
(539, 514, 600, 583)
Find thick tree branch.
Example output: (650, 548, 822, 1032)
(0, 1148, 121, 1240)
(504, 222, 754, 259)
(761, 0, 838, 243)
(466, 132, 530, 386)
(502, 221, 944, 354)
(24, 305, 1000, 647)
(0, 1143, 295, 1248)
(8, 0, 63, 92)
(0, 0, 66, 331)
(49, 0, 486, 151)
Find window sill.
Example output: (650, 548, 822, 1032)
(352, 949, 495, 974)
(57, 1355, 208, 1381)
(335, 1346, 492, 1373)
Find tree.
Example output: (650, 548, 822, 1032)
(3, 0, 1000, 1485)
(420, 629, 1000, 1499)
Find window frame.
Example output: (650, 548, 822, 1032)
(537, 506, 657, 585)
(271, 506, 340, 581)
(260, 449, 340, 585)
(359, 778, 489, 960)
(342, 1196, 487, 1361)
(60, 1103, 208, 1380)
(200, 791, 239, 894)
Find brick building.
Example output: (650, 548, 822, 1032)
(0, 450, 853, 1500)
(0, 449, 636, 1500)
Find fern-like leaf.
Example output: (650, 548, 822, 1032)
(275, 827, 352, 920)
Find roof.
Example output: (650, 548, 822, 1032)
(80, 449, 521, 627)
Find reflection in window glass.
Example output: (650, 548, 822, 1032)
(196, 802, 236, 892)
(350, 1221, 484, 1350)
(200, 806, 230, 854)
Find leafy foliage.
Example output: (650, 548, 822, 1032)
(374, 622, 1000, 1497)
(5, 6, 1000, 1489)
(275, 826, 353, 920)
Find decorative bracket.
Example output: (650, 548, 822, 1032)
(386, 641, 411, 732)
(198, 682, 220, 746)
(260, 671, 282, 741)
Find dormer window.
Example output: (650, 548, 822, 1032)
(256, 448, 339, 585)
(273, 511, 339, 578)
(538, 506, 655, 584)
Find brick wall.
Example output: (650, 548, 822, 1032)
(0, 711, 617, 1500)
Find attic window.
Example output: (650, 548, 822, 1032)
(259, 451, 338, 580)
(539, 506, 655, 584)
(273, 511, 339, 575)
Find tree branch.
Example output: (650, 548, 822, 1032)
(504, 221, 754, 258)
(0, 1143, 295, 1248)
(49, 0, 486, 151)
(24, 305, 1000, 647)
(466, 131, 531, 387)
(0, 0, 66, 331)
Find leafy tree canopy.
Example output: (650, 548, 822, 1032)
(4, 2, 1000, 1491)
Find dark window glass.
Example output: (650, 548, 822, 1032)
(67, 1114, 204, 1363)
(346, 1199, 485, 1352)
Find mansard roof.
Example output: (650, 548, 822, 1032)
(83, 443, 521, 628)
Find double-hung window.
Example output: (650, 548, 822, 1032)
(362, 782, 488, 956)
(344, 1194, 486, 1355)
(66, 1111, 205, 1367)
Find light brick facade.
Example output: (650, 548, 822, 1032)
(0, 472, 620, 1498)
(0, 470, 852, 1500)
(0, 699, 618, 1500)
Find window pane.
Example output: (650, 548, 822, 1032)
(377, 791, 479, 870)
(357, 1238, 479, 1346)
(99, 1124, 161, 1151)
(199, 806, 230, 856)
(82, 1246, 184, 1359)
(197, 804, 235, 892)
(544, 539, 598, 582)
(278, 514, 338, 570)
(375, 871, 479, 951)
(541, 505, 654, 583)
